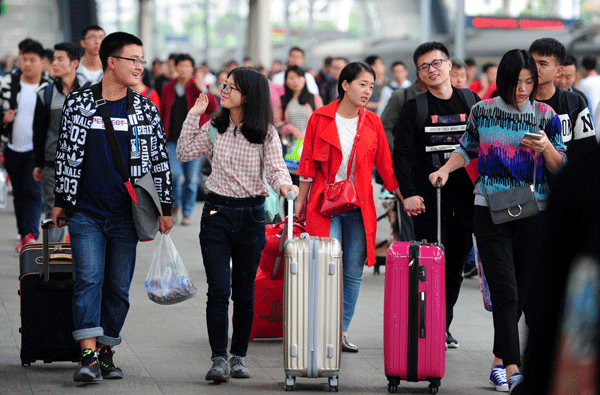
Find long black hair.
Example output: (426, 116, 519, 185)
(496, 49, 538, 110)
(337, 62, 376, 100)
(281, 65, 312, 113)
(212, 67, 273, 144)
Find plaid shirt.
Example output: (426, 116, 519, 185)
(177, 114, 291, 198)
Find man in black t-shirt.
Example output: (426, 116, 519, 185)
(392, 42, 480, 349)
(529, 38, 597, 163)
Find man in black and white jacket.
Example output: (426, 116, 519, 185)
(51, 32, 173, 383)
(0, 39, 54, 251)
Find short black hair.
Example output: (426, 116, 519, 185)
(338, 62, 376, 99)
(413, 42, 449, 67)
(496, 49, 538, 110)
(528, 37, 566, 65)
(324, 57, 333, 66)
(289, 47, 304, 56)
(43, 49, 54, 61)
(18, 38, 35, 52)
(20, 41, 44, 58)
(81, 25, 104, 40)
(581, 56, 596, 71)
(563, 54, 577, 68)
(364, 55, 380, 66)
(482, 62, 497, 73)
(175, 53, 195, 68)
(54, 42, 81, 62)
(99, 32, 143, 71)
(464, 57, 476, 67)
(168, 53, 179, 61)
(391, 61, 406, 70)
(451, 58, 466, 69)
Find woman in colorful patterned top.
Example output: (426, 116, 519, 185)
(429, 49, 566, 392)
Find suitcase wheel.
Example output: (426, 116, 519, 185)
(428, 378, 441, 394)
(285, 376, 296, 391)
(328, 376, 339, 392)
(387, 377, 400, 393)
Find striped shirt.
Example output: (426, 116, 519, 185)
(177, 113, 292, 198)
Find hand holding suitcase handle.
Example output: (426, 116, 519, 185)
(40, 219, 70, 284)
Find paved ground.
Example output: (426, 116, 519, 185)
(0, 195, 526, 395)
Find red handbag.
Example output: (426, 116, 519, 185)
(320, 133, 361, 218)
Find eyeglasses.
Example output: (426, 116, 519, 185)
(111, 56, 147, 67)
(417, 58, 448, 73)
(218, 82, 240, 94)
(85, 35, 104, 42)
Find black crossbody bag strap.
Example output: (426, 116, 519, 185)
(90, 84, 137, 201)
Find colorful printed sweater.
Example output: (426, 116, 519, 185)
(455, 97, 566, 206)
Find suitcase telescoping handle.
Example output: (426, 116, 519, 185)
(40, 218, 67, 283)
(436, 178, 442, 245)
(287, 191, 295, 241)
(270, 191, 296, 280)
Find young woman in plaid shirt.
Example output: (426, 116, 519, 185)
(177, 67, 298, 383)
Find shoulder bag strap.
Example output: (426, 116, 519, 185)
(90, 84, 137, 201)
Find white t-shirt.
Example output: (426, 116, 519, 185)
(9, 81, 39, 152)
(77, 63, 103, 84)
(335, 113, 359, 182)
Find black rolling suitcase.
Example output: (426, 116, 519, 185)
(18, 219, 79, 366)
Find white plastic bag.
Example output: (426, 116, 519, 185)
(144, 233, 197, 305)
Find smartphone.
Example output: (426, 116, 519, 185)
(520, 132, 542, 147)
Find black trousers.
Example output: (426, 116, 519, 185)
(412, 187, 474, 331)
(474, 206, 547, 367)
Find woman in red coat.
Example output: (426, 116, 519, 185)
(295, 62, 400, 353)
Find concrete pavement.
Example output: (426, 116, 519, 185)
(0, 196, 523, 394)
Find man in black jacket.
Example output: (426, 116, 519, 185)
(51, 32, 173, 383)
(393, 42, 479, 350)
(0, 39, 53, 251)
(32, 42, 89, 242)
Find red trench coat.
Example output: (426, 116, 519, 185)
(297, 99, 399, 267)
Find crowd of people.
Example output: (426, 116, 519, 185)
(0, 24, 597, 393)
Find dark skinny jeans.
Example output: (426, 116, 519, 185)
(474, 205, 547, 367)
(199, 193, 266, 359)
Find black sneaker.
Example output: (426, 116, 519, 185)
(98, 346, 124, 379)
(73, 349, 102, 382)
(446, 332, 459, 349)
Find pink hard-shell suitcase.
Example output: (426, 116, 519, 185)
(384, 181, 445, 394)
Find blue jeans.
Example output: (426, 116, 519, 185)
(68, 210, 138, 346)
(4, 147, 42, 238)
(167, 141, 200, 216)
(199, 194, 266, 358)
(329, 209, 367, 332)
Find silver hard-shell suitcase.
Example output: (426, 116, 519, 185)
(283, 193, 342, 391)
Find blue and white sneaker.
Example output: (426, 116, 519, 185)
(489, 364, 509, 392)
(508, 372, 523, 393)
